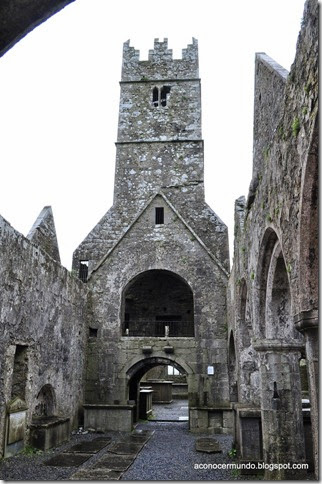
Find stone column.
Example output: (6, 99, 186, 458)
(294, 309, 319, 478)
(253, 339, 306, 480)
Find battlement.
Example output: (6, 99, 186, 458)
(121, 38, 199, 81)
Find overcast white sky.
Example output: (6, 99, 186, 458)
(0, 0, 305, 269)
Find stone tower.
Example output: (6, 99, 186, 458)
(73, 38, 231, 432)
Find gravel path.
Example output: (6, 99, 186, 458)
(0, 421, 245, 481)
(122, 421, 239, 481)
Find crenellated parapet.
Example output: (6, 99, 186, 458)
(121, 37, 199, 81)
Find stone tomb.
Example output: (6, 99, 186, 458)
(5, 397, 27, 457)
(30, 416, 70, 451)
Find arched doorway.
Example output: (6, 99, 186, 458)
(121, 270, 194, 337)
(126, 357, 189, 424)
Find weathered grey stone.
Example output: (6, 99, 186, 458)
(44, 453, 91, 467)
(27, 206, 61, 263)
(73, 37, 230, 433)
(195, 437, 222, 453)
(228, 0, 318, 478)
(70, 468, 122, 480)
(0, 213, 88, 457)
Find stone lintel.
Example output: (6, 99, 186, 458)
(190, 405, 232, 411)
(294, 309, 318, 332)
(252, 339, 304, 352)
(239, 410, 261, 419)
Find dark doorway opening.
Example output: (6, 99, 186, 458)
(127, 358, 188, 425)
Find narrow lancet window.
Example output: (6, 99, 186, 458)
(160, 86, 171, 106)
(155, 207, 164, 224)
(152, 87, 159, 107)
(79, 260, 89, 282)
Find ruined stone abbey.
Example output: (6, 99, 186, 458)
(0, 0, 318, 479)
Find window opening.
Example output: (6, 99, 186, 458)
(167, 365, 180, 376)
(155, 207, 164, 224)
(152, 87, 159, 107)
(207, 365, 215, 375)
(152, 86, 171, 107)
(89, 327, 98, 338)
(79, 260, 89, 282)
(160, 86, 171, 106)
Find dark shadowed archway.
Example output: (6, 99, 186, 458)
(126, 357, 189, 422)
(121, 270, 194, 337)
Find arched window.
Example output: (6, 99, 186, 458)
(33, 384, 56, 418)
(152, 87, 159, 107)
(152, 86, 171, 107)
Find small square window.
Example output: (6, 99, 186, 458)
(89, 327, 98, 338)
(155, 207, 164, 224)
(207, 365, 214, 375)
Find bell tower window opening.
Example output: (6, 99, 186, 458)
(155, 207, 164, 225)
(152, 87, 159, 107)
(152, 86, 171, 107)
(161, 86, 171, 106)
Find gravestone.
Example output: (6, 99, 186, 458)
(5, 397, 27, 457)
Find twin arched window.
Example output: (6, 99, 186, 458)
(152, 86, 171, 107)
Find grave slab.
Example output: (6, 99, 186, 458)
(93, 454, 134, 471)
(71, 468, 122, 480)
(108, 442, 143, 455)
(195, 437, 222, 453)
(64, 439, 111, 454)
(44, 453, 92, 466)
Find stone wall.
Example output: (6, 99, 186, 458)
(229, 0, 318, 477)
(0, 214, 88, 456)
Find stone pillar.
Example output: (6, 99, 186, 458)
(253, 339, 306, 480)
(294, 310, 319, 478)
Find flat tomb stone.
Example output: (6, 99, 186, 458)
(93, 454, 134, 471)
(92, 436, 113, 442)
(44, 453, 92, 467)
(195, 438, 222, 453)
(125, 434, 149, 444)
(108, 442, 143, 455)
(71, 468, 122, 480)
(64, 439, 111, 453)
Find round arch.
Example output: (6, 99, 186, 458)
(121, 269, 194, 337)
(125, 356, 191, 423)
(126, 356, 191, 380)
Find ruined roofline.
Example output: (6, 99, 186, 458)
(123, 37, 198, 62)
(255, 52, 289, 81)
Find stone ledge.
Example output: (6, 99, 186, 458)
(252, 339, 304, 352)
(30, 416, 70, 429)
(294, 309, 318, 332)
